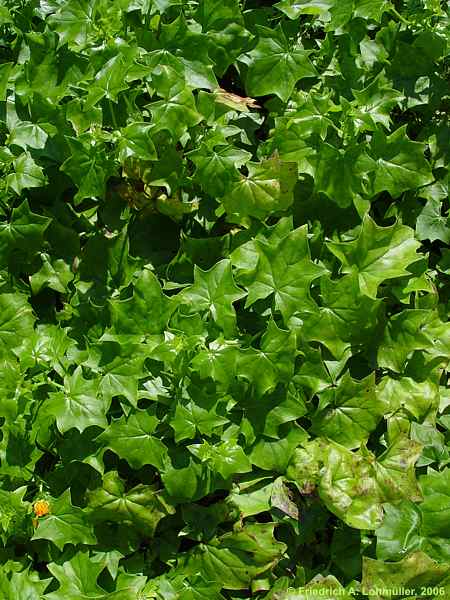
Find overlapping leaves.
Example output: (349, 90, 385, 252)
(0, 0, 449, 598)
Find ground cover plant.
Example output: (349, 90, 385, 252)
(0, 0, 449, 598)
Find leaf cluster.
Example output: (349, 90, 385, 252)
(0, 0, 449, 598)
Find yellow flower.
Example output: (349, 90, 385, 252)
(33, 500, 50, 518)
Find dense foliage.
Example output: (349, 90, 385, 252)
(0, 0, 449, 598)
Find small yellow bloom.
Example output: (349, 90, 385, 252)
(33, 500, 50, 518)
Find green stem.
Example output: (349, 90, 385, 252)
(109, 99, 118, 130)
(144, 6, 152, 30)
(123, 93, 135, 118)
(156, 13, 161, 40)
(390, 6, 410, 25)
(248, 330, 263, 345)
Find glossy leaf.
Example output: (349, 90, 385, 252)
(0, 293, 35, 358)
(179, 523, 286, 590)
(368, 125, 434, 197)
(233, 222, 327, 321)
(222, 156, 297, 220)
(362, 552, 450, 599)
(110, 267, 175, 336)
(7, 152, 47, 194)
(87, 471, 175, 537)
(31, 489, 96, 550)
(244, 25, 317, 102)
(97, 410, 166, 470)
(311, 372, 384, 449)
(45, 366, 108, 433)
(179, 259, 245, 337)
(327, 215, 421, 298)
(1, 0, 449, 596)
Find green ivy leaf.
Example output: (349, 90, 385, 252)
(244, 25, 317, 102)
(350, 72, 403, 131)
(221, 156, 298, 220)
(0, 62, 13, 101)
(96, 410, 167, 470)
(0, 568, 51, 600)
(416, 196, 450, 243)
(87, 471, 175, 537)
(0, 486, 30, 545)
(275, 0, 333, 19)
(368, 125, 434, 197)
(188, 143, 251, 197)
(378, 309, 450, 372)
(298, 273, 381, 359)
(7, 121, 49, 150)
(6, 152, 47, 195)
(354, 0, 393, 21)
(377, 377, 439, 422)
(110, 268, 175, 336)
(312, 143, 372, 207)
(47, 0, 95, 49)
(187, 439, 252, 480)
(227, 476, 274, 518)
(179, 523, 287, 590)
(45, 366, 108, 433)
(30, 256, 74, 294)
(118, 122, 158, 163)
(31, 489, 96, 550)
(85, 51, 136, 109)
(375, 501, 422, 561)
(0, 200, 51, 263)
(233, 222, 327, 321)
(195, 0, 243, 29)
(179, 259, 245, 337)
(46, 552, 113, 600)
(362, 552, 450, 599)
(170, 394, 230, 442)
(419, 468, 450, 539)
(238, 319, 297, 399)
(61, 136, 114, 202)
(0, 293, 35, 359)
(148, 77, 203, 141)
(250, 426, 308, 472)
(327, 215, 421, 298)
(311, 372, 384, 449)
